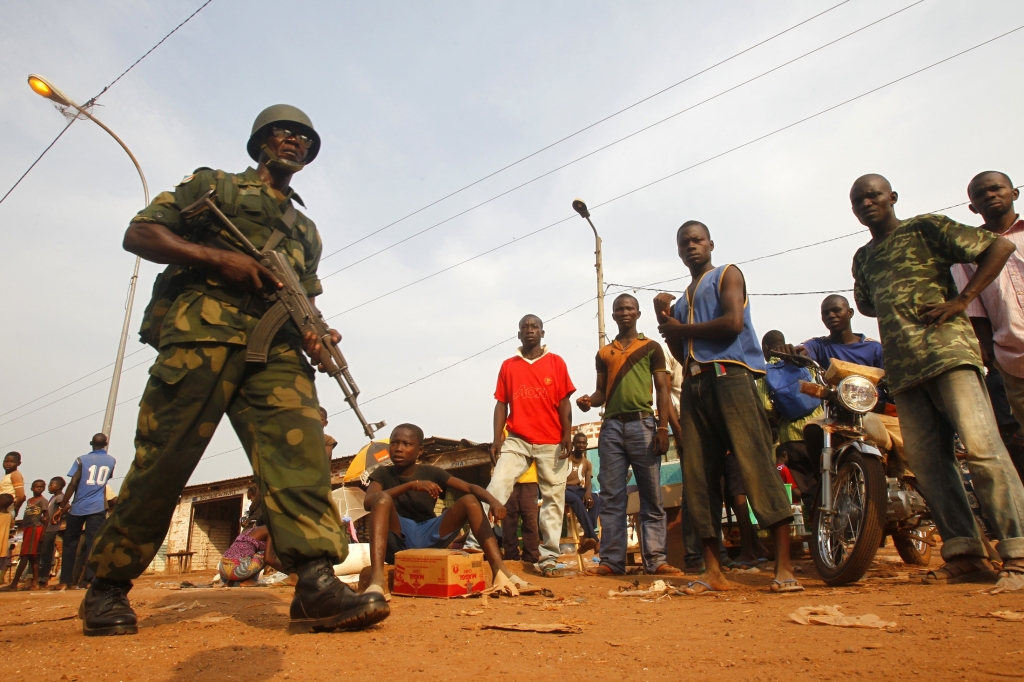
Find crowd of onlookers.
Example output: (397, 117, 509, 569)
(5, 170, 1024, 597)
(0, 433, 117, 591)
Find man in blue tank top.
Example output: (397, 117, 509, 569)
(655, 221, 801, 594)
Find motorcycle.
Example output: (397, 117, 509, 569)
(772, 351, 935, 586)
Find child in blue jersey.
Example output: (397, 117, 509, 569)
(53, 433, 116, 589)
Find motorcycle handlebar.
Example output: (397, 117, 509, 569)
(769, 349, 824, 373)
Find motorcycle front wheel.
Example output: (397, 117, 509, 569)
(811, 450, 887, 586)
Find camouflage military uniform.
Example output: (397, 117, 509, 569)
(852, 213, 996, 394)
(88, 167, 347, 581)
(853, 214, 1024, 562)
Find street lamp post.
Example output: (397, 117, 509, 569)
(571, 199, 606, 348)
(28, 74, 149, 439)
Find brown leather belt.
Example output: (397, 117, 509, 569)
(606, 411, 654, 422)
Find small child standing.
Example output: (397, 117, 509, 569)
(775, 451, 801, 503)
(0, 494, 13, 581)
(2, 480, 48, 591)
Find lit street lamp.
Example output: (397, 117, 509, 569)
(571, 198, 606, 348)
(28, 74, 149, 439)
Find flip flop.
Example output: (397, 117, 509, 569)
(998, 560, 1024, 580)
(540, 564, 563, 578)
(507, 574, 532, 590)
(684, 580, 717, 595)
(489, 572, 521, 597)
(770, 579, 804, 593)
(647, 563, 684, 576)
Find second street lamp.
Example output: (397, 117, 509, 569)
(28, 74, 149, 439)
(572, 198, 607, 349)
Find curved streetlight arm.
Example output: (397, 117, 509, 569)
(571, 199, 607, 348)
(30, 75, 149, 438)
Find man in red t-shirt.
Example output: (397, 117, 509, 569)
(488, 314, 575, 577)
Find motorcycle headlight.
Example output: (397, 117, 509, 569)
(836, 375, 878, 413)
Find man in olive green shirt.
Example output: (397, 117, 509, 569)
(80, 106, 389, 636)
(577, 294, 679, 575)
(850, 173, 1024, 585)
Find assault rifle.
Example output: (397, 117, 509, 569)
(181, 189, 385, 440)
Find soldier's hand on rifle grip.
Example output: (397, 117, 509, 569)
(302, 329, 342, 371)
(213, 250, 282, 292)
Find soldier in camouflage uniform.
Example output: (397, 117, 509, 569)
(850, 173, 1024, 585)
(80, 105, 389, 636)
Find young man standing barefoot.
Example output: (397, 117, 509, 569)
(655, 221, 800, 594)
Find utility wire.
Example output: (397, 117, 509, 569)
(0, 346, 150, 420)
(0, 0, 214, 207)
(0, 394, 142, 450)
(319, 1, 923, 281)
(322, 25, 1023, 322)
(0, 355, 155, 428)
(192, 296, 600, 465)
(318, 0, 854, 262)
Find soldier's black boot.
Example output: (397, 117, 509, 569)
(288, 558, 390, 633)
(79, 579, 138, 637)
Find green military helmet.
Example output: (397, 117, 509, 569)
(247, 104, 321, 167)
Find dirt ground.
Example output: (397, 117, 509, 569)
(2, 546, 1022, 682)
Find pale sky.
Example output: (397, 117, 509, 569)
(1, 0, 1022, 493)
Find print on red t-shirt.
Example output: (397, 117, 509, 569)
(494, 351, 575, 445)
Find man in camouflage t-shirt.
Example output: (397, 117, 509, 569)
(850, 173, 1024, 584)
(79, 106, 389, 636)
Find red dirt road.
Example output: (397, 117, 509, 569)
(1, 548, 1021, 682)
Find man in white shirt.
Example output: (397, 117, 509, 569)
(952, 172, 1024, 443)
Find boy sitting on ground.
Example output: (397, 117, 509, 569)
(363, 423, 530, 597)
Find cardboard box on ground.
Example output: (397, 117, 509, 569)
(391, 549, 494, 598)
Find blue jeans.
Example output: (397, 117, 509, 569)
(60, 512, 105, 586)
(896, 366, 1024, 561)
(597, 416, 667, 573)
(564, 485, 601, 541)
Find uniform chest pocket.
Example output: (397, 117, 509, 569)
(237, 193, 264, 216)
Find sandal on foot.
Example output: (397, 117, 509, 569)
(923, 557, 998, 585)
(578, 538, 598, 554)
(684, 580, 717, 595)
(590, 565, 623, 576)
(998, 561, 1024, 580)
(770, 579, 804, 593)
(540, 564, 563, 578)
(647, 563, 684, 576)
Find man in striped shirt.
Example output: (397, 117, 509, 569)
(953, 171, 1024, 475)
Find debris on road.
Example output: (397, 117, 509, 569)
(462, 622, 583, 634)
(789, 605, 896, 629)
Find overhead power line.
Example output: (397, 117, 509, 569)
(0, 0, 215, 207)
(0, 393, 142, 450)
(0, 355, 155, 428)
(319, 0, 923, 281)
(318, 0, 854, 262)
(322, 24, 1023, 322)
